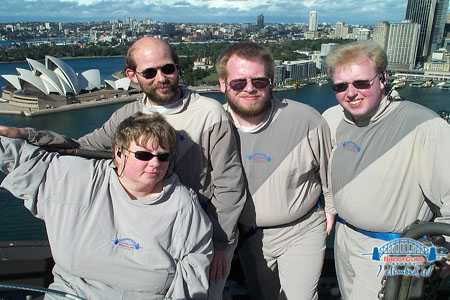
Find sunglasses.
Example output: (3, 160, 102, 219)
(331, 73, 380, 93)
(126, 149, 170, 162)
(135, 63, 177, 80)
(227, 77, 271, 92)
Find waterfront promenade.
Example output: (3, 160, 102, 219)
(0, 94, 141, 117)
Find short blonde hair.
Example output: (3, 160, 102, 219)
(326, 41, 387, 76)
(113, 112, 176, 154)
(216, 42, 275, 81)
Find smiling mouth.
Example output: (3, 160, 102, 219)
(347, 99, 362, 106)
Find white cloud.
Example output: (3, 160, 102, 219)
(0, 0, 423, 23)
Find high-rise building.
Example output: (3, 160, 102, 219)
(257, 14, 264, 29)
(353, 28, 371, 41)
(386, 21, 421, 70)
(335, 21, 347, 38)
(405, 0, 449, 62)
(285, 60, 317, 81)
(309, 10, 318, 32)
(430, 0, 449, 51)
(320, 43, 337, 57)
(372, 21, 390, 50)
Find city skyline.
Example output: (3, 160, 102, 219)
(2, 0, 449, 25)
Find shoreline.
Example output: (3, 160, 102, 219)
(0, 84, 318, 117)
(0, 55, 125, 64)
(0, 94, 140, 117)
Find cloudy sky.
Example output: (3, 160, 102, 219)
(0, 0, 448, 24)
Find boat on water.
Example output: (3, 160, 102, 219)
(408, 80, 435, 88)
(438, 82, 450, 90)
(318, 79, 328, 86)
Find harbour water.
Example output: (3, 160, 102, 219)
(0, 57, 450, 241)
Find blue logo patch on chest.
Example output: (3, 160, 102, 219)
(113, 238, 141, 250)
(246, 152, 272, 163)
(341, 141, 361, 153)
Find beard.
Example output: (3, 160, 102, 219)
(141, 77, 179, 105)
(226, 90, 272, 118)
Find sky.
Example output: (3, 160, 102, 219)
(0, 0, 448, 25)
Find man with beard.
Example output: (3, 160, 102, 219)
(0, 37, 246, 300)
(216, 42, 335, 300)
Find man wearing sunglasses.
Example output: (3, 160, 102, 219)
(0, 37, 246, 300)
(323, 41, 450, 299)
(217, 42, 335, 300)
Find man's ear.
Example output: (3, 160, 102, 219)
(219, 78, 227, 93)
(125, 68, 139, 83)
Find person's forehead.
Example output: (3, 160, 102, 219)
(133, 45, 174, 68)
(226, 55, 266, 78)
(130, 138, 167, 151)
(332, 58, 376, 79)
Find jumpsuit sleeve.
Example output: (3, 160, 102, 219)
(23, 101, 141, 151)
(417, 117, 450, 225)
(166, 190, 213, 300)
(0, 137, 54, 216)
(206, 115, 247, 249)
(310, 118, 336, 215)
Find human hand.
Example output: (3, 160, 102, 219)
(209, 248, 228, 281)
(325, 212, 335, 235)
(0, 126, 27, 139)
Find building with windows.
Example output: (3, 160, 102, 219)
(405, 0, 449, 62)
(386, 21, 421, 71)
(309, 10, 318, 32)
(257, 14, 264, 29)
(372, 21, 390, 49)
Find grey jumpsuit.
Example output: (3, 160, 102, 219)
(226, 98, 334, 300)
(0, 137, 213, 300)
(323, 97, 450, 299)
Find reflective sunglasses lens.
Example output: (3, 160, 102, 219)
(252, 78, 270, 89)
(156, 153, 170, 162)
(332, 83, 349, 92)
(134, 151, 170, 162)
(161, 64, 176, 75)
(141, 68, 158, 79)
(134, 151, 154, 161)
(352, 80, 372, 89)
(229, 79, 247, 91)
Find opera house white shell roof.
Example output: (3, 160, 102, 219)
(1, 56, 129, 97)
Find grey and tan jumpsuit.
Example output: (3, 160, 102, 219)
(0, 137, 213, 300)
(226, 98, 335, 300)
(323, 97, 450, 300)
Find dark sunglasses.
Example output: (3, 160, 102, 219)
(135, 63, 177, 80)
(126, 149, 170, 162)
(331, 73, 380, 93)
(227, 77, 271, 92)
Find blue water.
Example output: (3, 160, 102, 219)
(0, 57, 449, 241)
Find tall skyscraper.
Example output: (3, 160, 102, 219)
(372, 21, 390, 50)
(257, 14, 264, 29)
(386, 21, 421, 70)
(430, 0, 449, 51)
(309, 10, 318, 32)
(405, 0, 449, 62)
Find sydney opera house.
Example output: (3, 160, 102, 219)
(0, 55, 135, 112)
